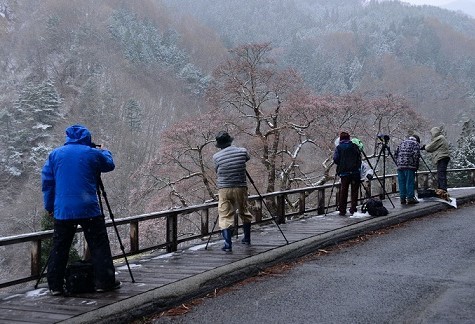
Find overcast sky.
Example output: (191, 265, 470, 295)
(402, 0, 453, 5)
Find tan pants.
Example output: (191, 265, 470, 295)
(218, 187, 253, 229)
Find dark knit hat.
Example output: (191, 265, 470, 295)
(339, 131, 350, 141)
(215, 131, 233, 148)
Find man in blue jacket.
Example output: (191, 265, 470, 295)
(42, 124, 120, 295)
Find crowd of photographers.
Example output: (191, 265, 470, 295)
(41, 124, 451, 296)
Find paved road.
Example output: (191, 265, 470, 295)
(150, 203, 475, 324)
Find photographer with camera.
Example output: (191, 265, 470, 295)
(213, 131, 253, 252)
(395, 134, 421, 204)
(41, 124, 120, 296)
(333, 132, 362, 216)
(421, 126, 451, 194)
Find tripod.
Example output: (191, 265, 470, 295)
(360, 148, 395, 208)
(370, 137, 397, 207)
(97, 176, 135, 283)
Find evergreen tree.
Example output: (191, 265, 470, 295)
(451, 119, 475, 186)
(124, 98, 142, 133)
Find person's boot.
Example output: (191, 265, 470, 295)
(221, 228, 233, 252)
(241, 223, 251, 245)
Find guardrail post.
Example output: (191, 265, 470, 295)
(166, 212, 178, 253)
(276, 194, 285, 224)
(317, 188, 325, 215)
(31, 240, 41, 277)
(299, 192, 306, 215)
(422, 174, 429, 189)
(200, 209, 209, 236)
(254, 199, 263, 222)
(391, 176, 397, 193)
(130, 221, 139, 253)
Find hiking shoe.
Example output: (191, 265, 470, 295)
(407, 198, 419, 204)
(221, 246, 232, 252)
(96, 280, 122, 292)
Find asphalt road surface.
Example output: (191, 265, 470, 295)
(150, 203, 475, 324)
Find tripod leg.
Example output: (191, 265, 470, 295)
(34, 252, 51, 289)
(324, 175, 338, 216)
(205, 214, 219, 250)
(246, 171, 289, 244)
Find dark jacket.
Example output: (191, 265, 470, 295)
(41, 125, 115, 220)
(395, 137, 420, 170)
(333, 140, 362, 177)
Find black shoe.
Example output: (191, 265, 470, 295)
(407, 198, 419, 204)
(96, 280, 122, 292)
(400, 198, 406, 205)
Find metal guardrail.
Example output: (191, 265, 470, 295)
(1, 168, 474, 289)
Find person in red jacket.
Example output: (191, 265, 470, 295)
(42, 124, 120, 295)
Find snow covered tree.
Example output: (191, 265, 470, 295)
(451, 119, 475, 186)
(5, 79, 62, 176)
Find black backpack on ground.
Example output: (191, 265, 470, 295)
(64, 260, 95, 295)
(361, 198, 389, 216)
(417, 188, 437, 198)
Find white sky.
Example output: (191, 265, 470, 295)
(402, 0, 453, 5)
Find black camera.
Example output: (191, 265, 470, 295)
(377, 134, 390, 144)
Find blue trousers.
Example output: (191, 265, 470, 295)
(47, 216, 116, 291)
(397, 169, 416, 200)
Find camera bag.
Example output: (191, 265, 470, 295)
(417, 188, 437, 198)
(64, 260, 95, 295)
(361, 198, 388, 216)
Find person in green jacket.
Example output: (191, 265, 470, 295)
(421, 127, 450, 192)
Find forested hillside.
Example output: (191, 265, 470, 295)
(0, 0, 474, 240)
(163, 0, 475, 136)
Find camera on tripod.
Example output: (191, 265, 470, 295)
(377, 134, 390, 145)
(90, 142, 102, 149)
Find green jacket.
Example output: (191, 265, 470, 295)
(425, 127, 450, 164)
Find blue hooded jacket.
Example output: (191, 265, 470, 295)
(41, 125, 115, 220)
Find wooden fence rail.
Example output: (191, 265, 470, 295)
(1, 168, 474, 290)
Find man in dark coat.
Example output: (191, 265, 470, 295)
(42, 124, 120, 295)
(333, 132, 362, 216)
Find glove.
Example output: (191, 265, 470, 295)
(420, 145, 425, 150)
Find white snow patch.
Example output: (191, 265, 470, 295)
(25, 288, 49, 298)
(349, 211, 370, 218)
(117, 263, 141, 270)
(3, 294, 23, 301)
(188, 242, 218, 251)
